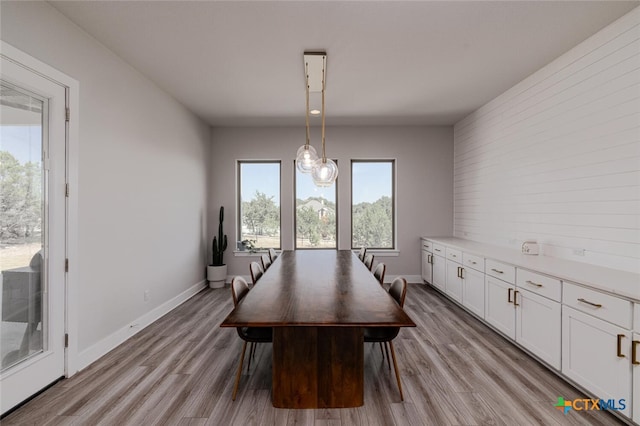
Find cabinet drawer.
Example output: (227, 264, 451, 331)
(432, 243, 445, 257)
(517, 269, 561, 302)
(563, 282, 632, 329)
(421, 239, 433, 252)
(486, 259, 516, 284)
(446, 247, 462, 263)
(463, 252, 484, 272)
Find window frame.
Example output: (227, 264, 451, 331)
(237, 160, 282, 250)
(293, 159, 338, 250)
(350, 159, 396, 250)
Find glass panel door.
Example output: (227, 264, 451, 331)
(0, 83, 46, 372)
(0, 53, 66, 415)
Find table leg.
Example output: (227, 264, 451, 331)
(272, 326, 364, 408)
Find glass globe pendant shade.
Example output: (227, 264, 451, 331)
(295, 144, 318, 174)
(311, 158, 339, 187)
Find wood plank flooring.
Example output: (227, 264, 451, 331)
(3, 284, 624, 425)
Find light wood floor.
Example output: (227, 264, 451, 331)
(3, 284, 624, 425)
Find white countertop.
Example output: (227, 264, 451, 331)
(422, 237, 640, 302)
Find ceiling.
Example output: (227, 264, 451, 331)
(50, 1, 639, 127)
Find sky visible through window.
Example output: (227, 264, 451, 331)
(240, 162, 392, 204)
(352, 162, 392, 204)
(240, 162, 280, 205)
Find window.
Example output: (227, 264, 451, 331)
(238, 161, 281, 249)
(295, 162, 337, 249)
(351, 160, 395, 249)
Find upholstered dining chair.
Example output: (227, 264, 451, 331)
(357, 247, 367, 262)
(364, 276, 407, 401)
(363, 253, 375, 271)
(230, 276, 272, 400)
(373, 262, 386, 286)
(261, 254, 272, 271)
(249, 261, 263, 285)
(268, 248, 278, 263)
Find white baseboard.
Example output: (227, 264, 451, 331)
(75, 280, 207, 373)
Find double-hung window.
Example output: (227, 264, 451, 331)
(351, 160, 395, 249)
(238, 161, 281, 249)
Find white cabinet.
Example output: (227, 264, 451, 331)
(445, 259, 463, 303)
(562, 306, 632, 418)
(421, 239, 433, 284)
(633, 304, 639, 424)
(515, 288, 561, 369)
(431, 244, 446, 292)
(485, 275, 516, 339)
(461, 266, 485, 318)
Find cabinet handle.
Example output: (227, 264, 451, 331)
(435, 249, 441, 252)
(470, 261, 477, 265)
(452, 254, 457, 258)
(427, 254, 432, 264)
(577, 298, 602, 308)
(460, 267, 465, 279)
(430, 255, 434, 264)
(525, 280, 543, 288)
(617, 334, 625, 358)
(513, 290, 520, 306)
(633, 341, 640, 365)
(491, 268, 504, 274)
(507, 288, 513, 303)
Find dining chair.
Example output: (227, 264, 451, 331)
(363, 253, 375, 271)
(373, 262, 386, 286)
(249, 261, 263, 285)
(364, 276, 407, 401)
(230, 276, 272, 400)
(268, 248, 278, 263)
(357, 247, 367, 262)
(261, 254, 272, 271)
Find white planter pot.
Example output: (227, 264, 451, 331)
(207, 265, 227, 289)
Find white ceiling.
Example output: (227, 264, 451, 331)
(50, 1, 639, 127)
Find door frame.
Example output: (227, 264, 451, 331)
(1, 41, 80, 377)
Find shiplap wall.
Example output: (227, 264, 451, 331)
(453, 7, 640, 274)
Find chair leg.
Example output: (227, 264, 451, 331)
(247, 342, 254, 372)
(232, 341, 248, 401)
(384, 342, 391, 370)
(388, 341, 404, 401)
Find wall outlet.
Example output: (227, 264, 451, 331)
(573, 248, 585, 256)
(144, 290, 150, 302)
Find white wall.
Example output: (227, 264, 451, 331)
(1, 2, 211, 366)
(453, 7, 640, 273)
(209, 126, 453, 281)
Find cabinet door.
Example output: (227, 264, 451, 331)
(421, 250, 432, 283)
(515, 289, 561, 369)
(432, 254, 446, 292)
(634, 332, 639, 424)
(445, 259, 463, 303)
(462, 267, 485, 318)
(562, 306, 631, 418)
(484, 276, 515, 339)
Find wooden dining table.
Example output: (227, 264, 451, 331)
(220, 250, 416, 409)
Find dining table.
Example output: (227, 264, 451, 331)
(220, 249, 416, 409)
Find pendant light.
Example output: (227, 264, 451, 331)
(295, 61, 318, 173)
(311, 56, 338, 187)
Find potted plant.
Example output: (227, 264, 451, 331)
(207, 206, 228, 288)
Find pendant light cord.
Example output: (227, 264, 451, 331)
(305, 63, 311, 149)
(321, 62, 327, 164)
